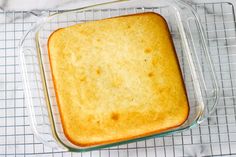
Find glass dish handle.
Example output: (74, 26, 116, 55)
(184, 6, 220, 123)
(19, 46, 59, 148)
(19, 47, 48, 143)
(174, 0, 219, 123)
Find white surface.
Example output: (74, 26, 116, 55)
(0, 0, 72, 10)
(0, 0, 236, 156)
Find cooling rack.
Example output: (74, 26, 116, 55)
(0, 0, 236, 156)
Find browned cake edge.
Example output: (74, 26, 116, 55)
(47, 12, 190, 147)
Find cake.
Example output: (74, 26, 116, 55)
(47, 12, 189, 147)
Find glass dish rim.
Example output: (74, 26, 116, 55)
(19, 0, 220, 152)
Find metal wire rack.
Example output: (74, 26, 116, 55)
(0, 1, 236, 156)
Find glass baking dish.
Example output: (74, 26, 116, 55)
(19, 0, 219, 152)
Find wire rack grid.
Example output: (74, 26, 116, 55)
(0, 1, 236, 157)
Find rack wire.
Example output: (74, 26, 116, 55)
(0, 1, 236, 157)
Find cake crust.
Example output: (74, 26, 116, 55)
(48, 12, 189, 147)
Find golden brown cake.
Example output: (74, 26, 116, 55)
(48, 12, 189, 147)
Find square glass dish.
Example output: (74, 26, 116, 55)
(19, 0, 219, 152)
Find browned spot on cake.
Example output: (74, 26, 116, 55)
(111, 112, 119, 121)
(80, 76, 87, 82)
(144, 48, 152, 53)
(96, 38, 101, 42)
(96, 68, 101, 75)
(148, 72, 154, 77)
(96, 120, 100, 124)
(127, 25, 131, 29)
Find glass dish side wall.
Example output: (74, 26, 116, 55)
(19, 0, 218, 151)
